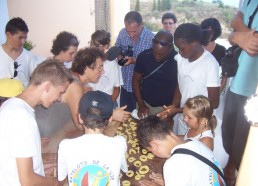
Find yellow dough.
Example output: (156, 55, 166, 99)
(126, 170, 134, 177)
(133, 160, 142, 167)
(139, 155, 148, 162)
(122, 180, 131, 186)
(139, 165, 150, 175)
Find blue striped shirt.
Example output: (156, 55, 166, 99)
(115, 27, 154, 92)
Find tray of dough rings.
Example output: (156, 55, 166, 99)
(116, 118, 165, 186)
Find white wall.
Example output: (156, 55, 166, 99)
(110, 0, 130, 45)
(7, 0, 96, 57)
(0, 0, 9, 44)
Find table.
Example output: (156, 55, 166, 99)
(43, 117, 165, 185)
(115, 118, 165, 186)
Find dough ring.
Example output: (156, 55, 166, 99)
(128, 157, 136, 163)
(139, 165, 150, 175)
(139, 155, 147, 162)
(133, 160, 142, 167)
(126, 170, 134, 177)
(122, 180, 131, 186)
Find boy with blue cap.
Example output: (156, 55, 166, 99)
(58, 91, 128, 186)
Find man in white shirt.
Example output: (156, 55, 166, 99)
(0, 59, 73, 186)
(0, 17, 37, 87)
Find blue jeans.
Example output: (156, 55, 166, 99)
(120, 87, 136, 112)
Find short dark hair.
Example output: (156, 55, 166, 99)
(91, 30, 111, 47)
(200, 18, 222, 42)
(51, 31, 79, 56)
(30, 59, 73, 86)
(155, 30, 174, 44)
(124, 11, 142, 25)
(5, 17, 29, 34)
(137, 115, 172, 148)
(80, 110, 109, 131)
(162, 12, 177, 23)
(71, 47, 105, 75)
(174, 23, 212, 46)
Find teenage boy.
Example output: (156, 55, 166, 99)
(137, 115, 225, 186)
(58, 91, 128, 186)
(0, 17, 37, 87)
(0, 59, 73, 186)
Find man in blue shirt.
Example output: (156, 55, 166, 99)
(115, 11, 154, 112)
(222, 0, 258, 184)
(133, 30, 177, 119)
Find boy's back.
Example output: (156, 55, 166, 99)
(165, 140, 225, 186)
(57, 91, 128, 186)
(58, 134, 127, 186)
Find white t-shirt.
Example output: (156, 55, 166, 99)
(174, 50, 220, 135)
(89, 59, 123, 95)
(0, 98, 44, 186)
(183, 129, 213, 141)
(0, 46, 37, 87)
(58, 134, 128, 186)
(164, 140, 225, 186)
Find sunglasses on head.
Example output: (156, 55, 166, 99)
(14, 61, 19, 78)
(152, 39, 172, 46)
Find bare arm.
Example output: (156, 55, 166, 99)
(229, 30, 258, 57)
(16, 157, 58, 186)
(58, 179, 67, 186)
(157, 85, 182, 119)
(62, 82, 84, 130)
(132, 71, 149, 118)
(229, 9, 258, 56)
(111, 86, 120, 102)
(231, 11, 248, 32)
(207, 87, 220, 109)
(199, 137, 214, 151)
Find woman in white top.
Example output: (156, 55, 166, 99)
(89, 30, 123, 108)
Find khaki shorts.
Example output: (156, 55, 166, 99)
(136, 101, 165, 116)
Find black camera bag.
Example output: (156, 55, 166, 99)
(221, 46, 242, 77)
(221, 3, 258, 77)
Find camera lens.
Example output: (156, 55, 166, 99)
(118, 57, 127, 66)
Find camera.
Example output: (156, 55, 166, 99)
(118, 45, 133, 66)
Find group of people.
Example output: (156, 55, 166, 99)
(0, 0, 258, 185)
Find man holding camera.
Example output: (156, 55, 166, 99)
(132, 30, 177, 119)
(115, 11, 154, 112)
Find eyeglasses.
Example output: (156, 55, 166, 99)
(152, 39, 172, 46)
(88, 40, 103, 48)
(163, 22, 174, 25)
(89, 65, 104, 72)
(14, 61, 19, 78)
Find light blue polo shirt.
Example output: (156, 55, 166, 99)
(230, 0, 258, 97)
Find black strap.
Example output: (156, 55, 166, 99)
(143, 60, 168, 80)
(247, 0, 251, 6)
(248, 5, 258, 28)
(143, 50, 174, 80)
(172, 148, 225, 182)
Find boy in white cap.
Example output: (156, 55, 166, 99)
(58, 91, 128, 186)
